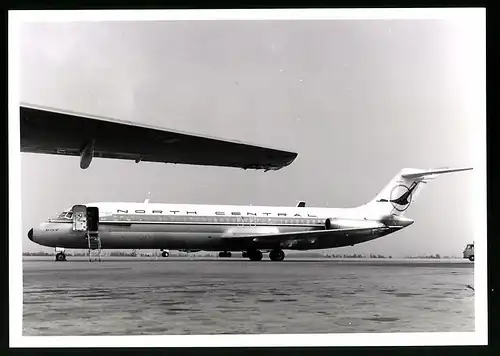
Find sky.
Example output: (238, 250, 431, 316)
(18, 18, 483, 257)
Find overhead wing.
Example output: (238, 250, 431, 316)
(20, 103, 298, 170)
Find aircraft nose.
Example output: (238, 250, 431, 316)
(28, 228, 34, 241)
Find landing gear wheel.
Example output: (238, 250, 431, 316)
(162, 251, 169, 258)
(269, 249, 285, 262)
(55, 253, 66, 262)
(248, 250, 263, 261)
(219, 251, 232, 258)
(469, 255, 474, 262)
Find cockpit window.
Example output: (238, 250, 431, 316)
(55, 211, 73, 220)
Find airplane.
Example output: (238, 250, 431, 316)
(20, 103, 297, 171)
(27, 167, 472, 262)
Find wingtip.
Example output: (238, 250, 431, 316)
(449, 167, 473, 172)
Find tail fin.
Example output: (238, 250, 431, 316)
(361, 167, 472, 216)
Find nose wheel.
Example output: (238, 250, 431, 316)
(55, 252, 67, 262)
(269, 249, 285, 262)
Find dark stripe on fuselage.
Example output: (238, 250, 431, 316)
(49, 214, 327, 227)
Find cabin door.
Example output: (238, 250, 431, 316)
(86, 206, 99, 234)
(72, 205, 87, 231)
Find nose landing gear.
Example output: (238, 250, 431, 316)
(55, 252, 67, 262)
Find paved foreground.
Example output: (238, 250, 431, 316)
(22, 257, 474, 335)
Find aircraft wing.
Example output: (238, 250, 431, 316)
(223, 227, 384, 248)
(20, 103, 298, 170)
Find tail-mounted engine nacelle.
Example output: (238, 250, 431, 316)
(325, 218, 382, 230)
(325, 218, 353, 230)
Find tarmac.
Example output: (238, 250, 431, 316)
(22, 256, 475, 335)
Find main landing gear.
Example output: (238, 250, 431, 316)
(269, 249, 285, 262)
(219, 251, 232, 258)
(245, 249, 285, 261)
(247, 250, 263, 261)
(243, 249, 286, 262)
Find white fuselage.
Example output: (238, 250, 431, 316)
(29, 202, 413, 252)
(28, 166, 472, 259)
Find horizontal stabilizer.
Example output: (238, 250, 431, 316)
(401, 167, 472, 179)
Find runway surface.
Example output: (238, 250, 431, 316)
(22, 256, 475, 335)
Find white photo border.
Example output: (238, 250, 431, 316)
(8, 8, 487, 348)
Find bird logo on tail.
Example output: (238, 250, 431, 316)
(378, 181, 422, 212)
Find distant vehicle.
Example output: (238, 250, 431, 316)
(463, 243, 474, 261)
(28, 167, 472, 262)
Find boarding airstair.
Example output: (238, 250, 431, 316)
(73, 205, 102, 262)
(87, 231, 102, 262)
